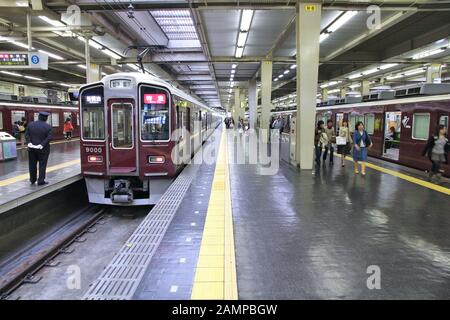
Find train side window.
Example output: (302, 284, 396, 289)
(34, 112, 52, 125)
(64, 112, 72, 122)
(0, 111, 3, 130)
(439, 115, 449, 128)
(412, 113, 430, 140)
(11, 110, 25, 125)
(365, 114, 375, 134)
(51, 112, 60, 127)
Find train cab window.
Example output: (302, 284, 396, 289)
(80, 86, 105, 140)
(112, 103, 133, 149)
(365, 114, 375, 134)
(412, 113, 430, 140)
(140, 86, 170, 141)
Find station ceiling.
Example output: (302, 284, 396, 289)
(0, 0, 449, 108)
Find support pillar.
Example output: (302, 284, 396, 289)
(260, 60, 273, 131)
(340, 88, 347, 99)
(239, 91, 246, 121)
(426, 63, 442, 83)
(248, 79, 257, 130)
(361, 80, 370, 95)
(321, 88, 328, 102)
(295, 2, 322, 170)
(233, 88, 240, 125)
(26, 12, 32, 50)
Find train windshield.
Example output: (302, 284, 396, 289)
(140, 86, 170, 141)
(81, 86, 105, 140)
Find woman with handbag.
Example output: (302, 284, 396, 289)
(352, 121, 373, 175)
(337, 119, 352, 167)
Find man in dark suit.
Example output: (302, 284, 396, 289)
(25, 111, 53, 185)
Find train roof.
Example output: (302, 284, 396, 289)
(87, 72, 212, 111)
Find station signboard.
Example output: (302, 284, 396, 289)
(0, 51, 48, 70)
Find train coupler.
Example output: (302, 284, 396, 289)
(110, 179, 134, 203)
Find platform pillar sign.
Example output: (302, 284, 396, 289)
(248, 79, 257, 130)
(426, 63, 442, 83)
(0, 51, 48, 70)
(295, 2, 321, 169)
(260, 60, 273, 132)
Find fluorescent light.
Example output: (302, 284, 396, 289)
(9, 40, 30, 49)
(15, 1, 28, 6)
(231, 69, 236, 74)
(240, 10, 254, 32)
(349, 83, 361, 88)
(348, 73, 361, 80)
(319, 33, 330, 43)
(404, 68, 425, 76)
(127, 64, 140, 71)
(39, 16, 65, 27)
(38, 49, 64, 60)
(102, 48, 121, 60)
(362, 68, 378, 75)
(412, 48, 446, 60)
(237, 32, 248, 47)
(278, 74, 284, 78)
(0, 71, 22, 77)
(232, 64, 237, 69)
(379, 63, 398, 70)
(283, 70, 289, 74)
(386, 74, 402, 80)
(59, 83, 72, 87)
(290, 64, 297, 69)
(235, 46, 244, 58)
(24, 75, 43, 81)
(274, 78, 279, 82)
(328, 11, 358, 33)
(77, 37, 103, 50)
(77, 64, 87, 69)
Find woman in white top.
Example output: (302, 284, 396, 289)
(337, 119, 353, 167)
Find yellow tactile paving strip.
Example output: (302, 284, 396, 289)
(340, 155, 450, 196)
(0, 159, 80, 187)
(191, 130, 238, 300)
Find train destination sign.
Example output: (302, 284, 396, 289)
(0, 51, 48, 70)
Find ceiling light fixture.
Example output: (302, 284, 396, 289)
(39, 15, 65, 27)
(290, 64, 297, 69)
(328, 11, 358, 33)
(235, 46, 244, 58)
(240, 10, 254, 32)
(24, 75, 43, 81)
(412, 48, 446, 60)
(38, 49, 64, 60)
(0, 71, 22, 77)
(283, 70, 289, 74)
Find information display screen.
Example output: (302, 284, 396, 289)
(143, 93, 167, 105)
(0, 53, 29, 66)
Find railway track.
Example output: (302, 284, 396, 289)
(0, 205, 107, 300)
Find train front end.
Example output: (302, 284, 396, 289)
(79, 73, 176, 205)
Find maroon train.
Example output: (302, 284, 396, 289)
(78, 72, 221, 206)
(0, 99, 80, 140)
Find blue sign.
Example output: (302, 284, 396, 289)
(31, 55, 39, 64)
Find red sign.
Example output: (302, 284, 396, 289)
(144, 93, 166, 104)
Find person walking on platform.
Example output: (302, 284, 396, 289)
(337, 119, 352, 167)
(314, 120, 328, 166)
(19, 117, 27, 146)
(25, 111, 53, 186)
(422, 125, 449, 182)
(323, 119, 336, 165)
(352, 121, 372, 175)
(64, 117, 74, 140)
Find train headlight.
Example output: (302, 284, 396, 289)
(88, 155, 103, 162)
(148, 156, 165, 164)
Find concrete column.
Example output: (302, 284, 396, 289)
(426, 63, 442, 83)
(295, 2, 322, 170)
(26, 12, 32, 50)
(260, 60, 273, 131)
(321, 88, 328, 102)
(361, 80, 370, 95)
(233, 87, 240, 125)
(248, 79, 257, 130)
(239, 91, 246, 121)
(340, 88, 347, 99)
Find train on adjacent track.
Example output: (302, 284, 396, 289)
(0, 99, 80, 140)
(78, 72, 221, 205)
(272, 87, 450, 177)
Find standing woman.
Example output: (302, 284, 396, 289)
(314, 120, 328, 165)
(422, 125, 449, 182)
(352, 121, 373, 175)
(337, 119, 353, 167)
(64, 118, 74, 140)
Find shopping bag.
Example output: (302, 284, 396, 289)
(336, 136, 347, 145)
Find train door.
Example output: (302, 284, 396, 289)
(107, 99, 137, 173)
(383, 111, 401, 160)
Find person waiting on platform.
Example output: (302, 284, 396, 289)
(385, 126, 396, 149)
(337, 119, 352, 167)
(25, 111, 53, 186)
(422, 125, 449, 183)
(64, 117, 74, 140)
(314, 120, 328, 166)
(352, 121, 373, 175)
(323, 119, 336, 165)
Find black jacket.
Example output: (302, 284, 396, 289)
(422, 135, 449, 162)
(25, 120, 53, 150)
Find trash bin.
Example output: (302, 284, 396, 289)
(0, 132, 17, 161)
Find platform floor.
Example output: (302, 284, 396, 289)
(0, 139, 81, 211)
